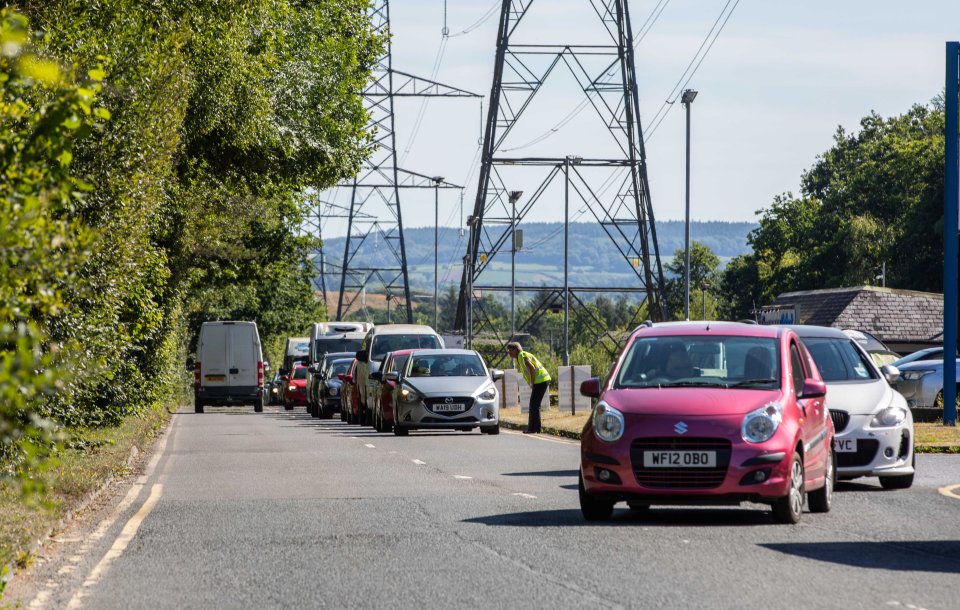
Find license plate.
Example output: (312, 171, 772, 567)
(833, 438, 857, 453)
(433, 403, 466, 412)
(643, 450, 716, 468)
(205, 374, 226, 381)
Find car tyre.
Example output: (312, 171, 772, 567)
(808, 449, 834, 513)
(481, 425, 500, 435)
(284, 401, 293, 411)
(934, 385, 960, 410)
(880, 453, 915, 490)
(393, 425, 409, 436)
(772, 450, 805, 524)
(579, 472, 614, 521)
(195, 401, 204, 414)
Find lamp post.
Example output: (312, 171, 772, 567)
(508, 190, 523, 340)
(432, 176, 444, 331)
(681, 88, 698, 321)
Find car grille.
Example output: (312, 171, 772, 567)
(630, 437, 732, 489)
(837, 439, 879, 468)
(423, 396, 475, 414)
(829, 409, 850, 433)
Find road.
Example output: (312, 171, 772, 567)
(5, 405, 959, 609)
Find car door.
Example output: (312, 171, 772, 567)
(790, 339, 828, 486)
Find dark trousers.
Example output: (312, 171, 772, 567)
(528, 381, 548, 432)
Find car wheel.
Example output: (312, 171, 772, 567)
(772, 450, 805, 524)
(808, 449, 834, 513)
(934, 384, 960, 410)
(311, 402, 320, 418)
(373, 406, 383, 432)
(195, 401, 204, 414)
(339, 407, 346, 422)
(393, 425, 409, 436)
(880, 453, 915, 490)
(481, 425, 499, 435)
(284, 401, 293, 411)
(579, 472, 614, 521)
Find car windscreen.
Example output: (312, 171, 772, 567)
(802, 338, 877, 382)
(614, 335, 780, 389)
(326, 359, 353, 377)
(387, 354, 410, 374)
(292, 367, 308, 380)
(406, 353, 486, 377)
(371, 334, 441, 361)
(315, 337, 364, 358)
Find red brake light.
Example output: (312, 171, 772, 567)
(194, 361, 201, 389)
(257, 361, 264, 388)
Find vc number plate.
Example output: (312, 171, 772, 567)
(643, 450, 717, 468)
(833, 438, 857, 453)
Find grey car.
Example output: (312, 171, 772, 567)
(384, 349, 503, 436)
(894, 358, 960, 410)
(791, 325, 914, 489)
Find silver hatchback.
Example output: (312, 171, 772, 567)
(384, 349, 503, 435)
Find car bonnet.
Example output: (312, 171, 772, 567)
(601, 387, 783, 417)
(823, 379, 891, 415)
(403, 376, 493, 397)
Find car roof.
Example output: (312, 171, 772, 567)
(785, 325, 850, 339)
(386, 348, 420, 357)
(633, 321, 781, 339)
(322, 351, 356, 360)
(369, 324, 439, 335)
(406, 349, 479, 356)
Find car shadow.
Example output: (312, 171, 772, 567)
(835, 480, 885, 492)
(464, 507, 776, 528)
(502, 470, 580, 478)
(759, 541, 960, 573)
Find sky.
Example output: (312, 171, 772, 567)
(319, 0, 960, 239)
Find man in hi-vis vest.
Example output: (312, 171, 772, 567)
(506, 341, 551, 433)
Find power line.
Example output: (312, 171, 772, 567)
(445, 0, 500, 38)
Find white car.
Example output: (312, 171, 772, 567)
(792, 325, 914, 489)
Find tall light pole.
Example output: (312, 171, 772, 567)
(433, 176, 444, 330)
(681, 88, 698, 321)
(508, 190, 523, 339)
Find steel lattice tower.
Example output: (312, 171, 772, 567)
(455, 0, 668, 354)
(310, 0, 478, 322)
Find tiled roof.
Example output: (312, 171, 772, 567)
(773, 286, 943, 343)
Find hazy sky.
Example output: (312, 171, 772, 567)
(321, 1, 960, 237)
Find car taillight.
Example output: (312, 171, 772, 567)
(194, 362, 201, 389)
(257, 361, 264, 388)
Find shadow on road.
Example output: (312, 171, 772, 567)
(502, 470, 579, 478)
(759, 540, 960, 573)
(464, 507, 776, 527)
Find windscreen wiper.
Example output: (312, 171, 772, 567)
(729, 378, 776, 388)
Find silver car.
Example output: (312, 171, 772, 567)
(384, 349, 503, 436)
(894, 358, 960, 409)
(792, 326, 914, 489)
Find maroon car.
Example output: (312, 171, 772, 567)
(370, 349, 418, 432)
(339, 359, 361, 424)
(579, 321, 834, 524)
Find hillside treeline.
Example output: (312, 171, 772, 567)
(1, 2, 381, 479)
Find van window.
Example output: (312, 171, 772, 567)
(371, 334, 441, 361)
(315, 336, 364, 358)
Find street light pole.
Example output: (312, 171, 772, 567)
(508, 190, 523, 340)
(681, 88, 698, 321)
(433, 177, 443, 331)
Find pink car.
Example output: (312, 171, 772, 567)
(579, 321, 835, 524)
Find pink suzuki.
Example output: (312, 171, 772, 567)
(579, 322, 835, 524)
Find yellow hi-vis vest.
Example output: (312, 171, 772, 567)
(516, 350, 551, 385)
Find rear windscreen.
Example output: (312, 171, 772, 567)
(371, 334, 441, 360)
(315, 337, 364, 359)
(292, 367, 308, 380)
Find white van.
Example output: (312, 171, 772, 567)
(193, 321, 265, 413)
(305, 321, 372, 416)
(281, 336, 311, 375)
(355, 324, 443, 426)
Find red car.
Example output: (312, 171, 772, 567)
(339, 359, 361, 424)
(370, 349, 418, 432)
(283, 364, 309, 409)
(579, 321, 834, 524)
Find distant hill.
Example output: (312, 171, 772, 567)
(317, 220, 757, 292)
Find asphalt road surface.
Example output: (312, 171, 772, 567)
(6, 404, 959, 609)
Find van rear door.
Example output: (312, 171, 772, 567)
(201, 324, 230, 388)
(230, 324, 259, 388)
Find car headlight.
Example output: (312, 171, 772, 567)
(288, 385, 296, 392)
(329, 387, 339, 396)
(871, 406, 907, 427)
(399, 387, 419, 402)
(592, 402, 624, 443)
(901, 369, 935, 381)
(477, 387, 497, 401)
(741, 402, 783, 443)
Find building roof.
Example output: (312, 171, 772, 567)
(772, 285, 943, 345)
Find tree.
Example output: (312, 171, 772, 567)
(663, 241, 723, 320)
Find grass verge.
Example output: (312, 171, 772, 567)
(500, 407, 960, 453)
(0, 403, 170, 584)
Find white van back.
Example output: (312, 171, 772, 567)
(195, 321, 264, 413)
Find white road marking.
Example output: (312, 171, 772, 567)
(66, 484, 164, 609)
(412, 459, 426, 465)
(454, 475, 473, 480)
(365, 443, 376, 449)
(503, 429, 578, 445)
(938, 483, 960, 500)
(886, 601, 931, 610)
(512, 492, 537, 499)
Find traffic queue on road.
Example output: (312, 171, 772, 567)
(192, 318, 917, 525)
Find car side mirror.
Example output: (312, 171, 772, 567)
(356, 349, 369, 363)
(880, 364, 900, 384)
(185, 356, 195, 372)
(279, 368, 289, 377)
(580, 377, 601, 398)
(800, 379, 826, 399)
(370, 371, 382, 381)
(308, 365, 319, 374)
(338, 374, 352, 382)
(490, 368, 504, 381)
(384, 372, 399, 382)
